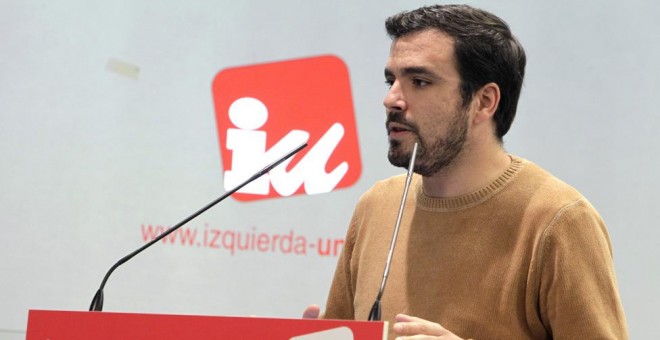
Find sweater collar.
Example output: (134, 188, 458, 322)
(415, 155, 526, 212)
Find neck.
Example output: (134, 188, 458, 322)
(421, 143, 511, 198)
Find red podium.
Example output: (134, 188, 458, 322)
(26, 310, 388, 339)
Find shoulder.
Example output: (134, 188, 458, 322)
(542, 197, 611, 254)
(345, 174, 418, 239)
(511, 156, 588, 210)
(512, 157, 612, 252)
(505, 157, 609, 242)
(355, 173, 417, 209)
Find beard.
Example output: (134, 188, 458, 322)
(387, 109, 469, 177)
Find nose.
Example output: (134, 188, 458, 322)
(383, 81, 407, 112)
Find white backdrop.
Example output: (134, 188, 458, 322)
(1, 1, 658, 338)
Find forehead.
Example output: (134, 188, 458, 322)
(387, 29, 458, 76)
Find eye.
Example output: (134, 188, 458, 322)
(412, 78, 430, 88)
(384, 78, 394, 88)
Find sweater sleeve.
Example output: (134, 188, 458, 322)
(536, 198, 628, 339)
(322, 209, 359, 320)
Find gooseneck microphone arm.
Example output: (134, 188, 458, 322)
(89, 143, 308, 312)
(367, 142, 418, 321)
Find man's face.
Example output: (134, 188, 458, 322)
(384, 29, 470, 176)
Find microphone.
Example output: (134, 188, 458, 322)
(89, 142, 308, 312)
(367, 142, 418, 321)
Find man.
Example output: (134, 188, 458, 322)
(305, 4, 628, 339)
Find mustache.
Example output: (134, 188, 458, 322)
(386, 111, 418, 133)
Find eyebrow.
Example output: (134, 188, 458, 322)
(384, 66, 439, 79)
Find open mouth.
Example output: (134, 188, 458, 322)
(387, 122, 414, 135)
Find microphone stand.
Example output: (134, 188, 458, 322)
(89, 143, 308, 311)
(367, 142, 418, 321)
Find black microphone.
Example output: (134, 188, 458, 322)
(367, 142, 418, 321)
(89, 142, 308, 312)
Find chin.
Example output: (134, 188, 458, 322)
(387, 149, 410, 169)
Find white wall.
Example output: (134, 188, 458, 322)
(1, 0, 657, 338)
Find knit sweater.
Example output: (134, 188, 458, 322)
(323, 156, 628, 339)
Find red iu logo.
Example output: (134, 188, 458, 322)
(212, 55, 362, 201)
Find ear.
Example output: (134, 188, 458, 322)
(471, 82, 501, 125)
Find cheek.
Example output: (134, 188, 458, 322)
(415, 124, 438, 147)
(417, 111, 448, 135)
(407, 92, 460, 131)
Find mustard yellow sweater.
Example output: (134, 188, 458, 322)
(324, 156, 628, 339)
